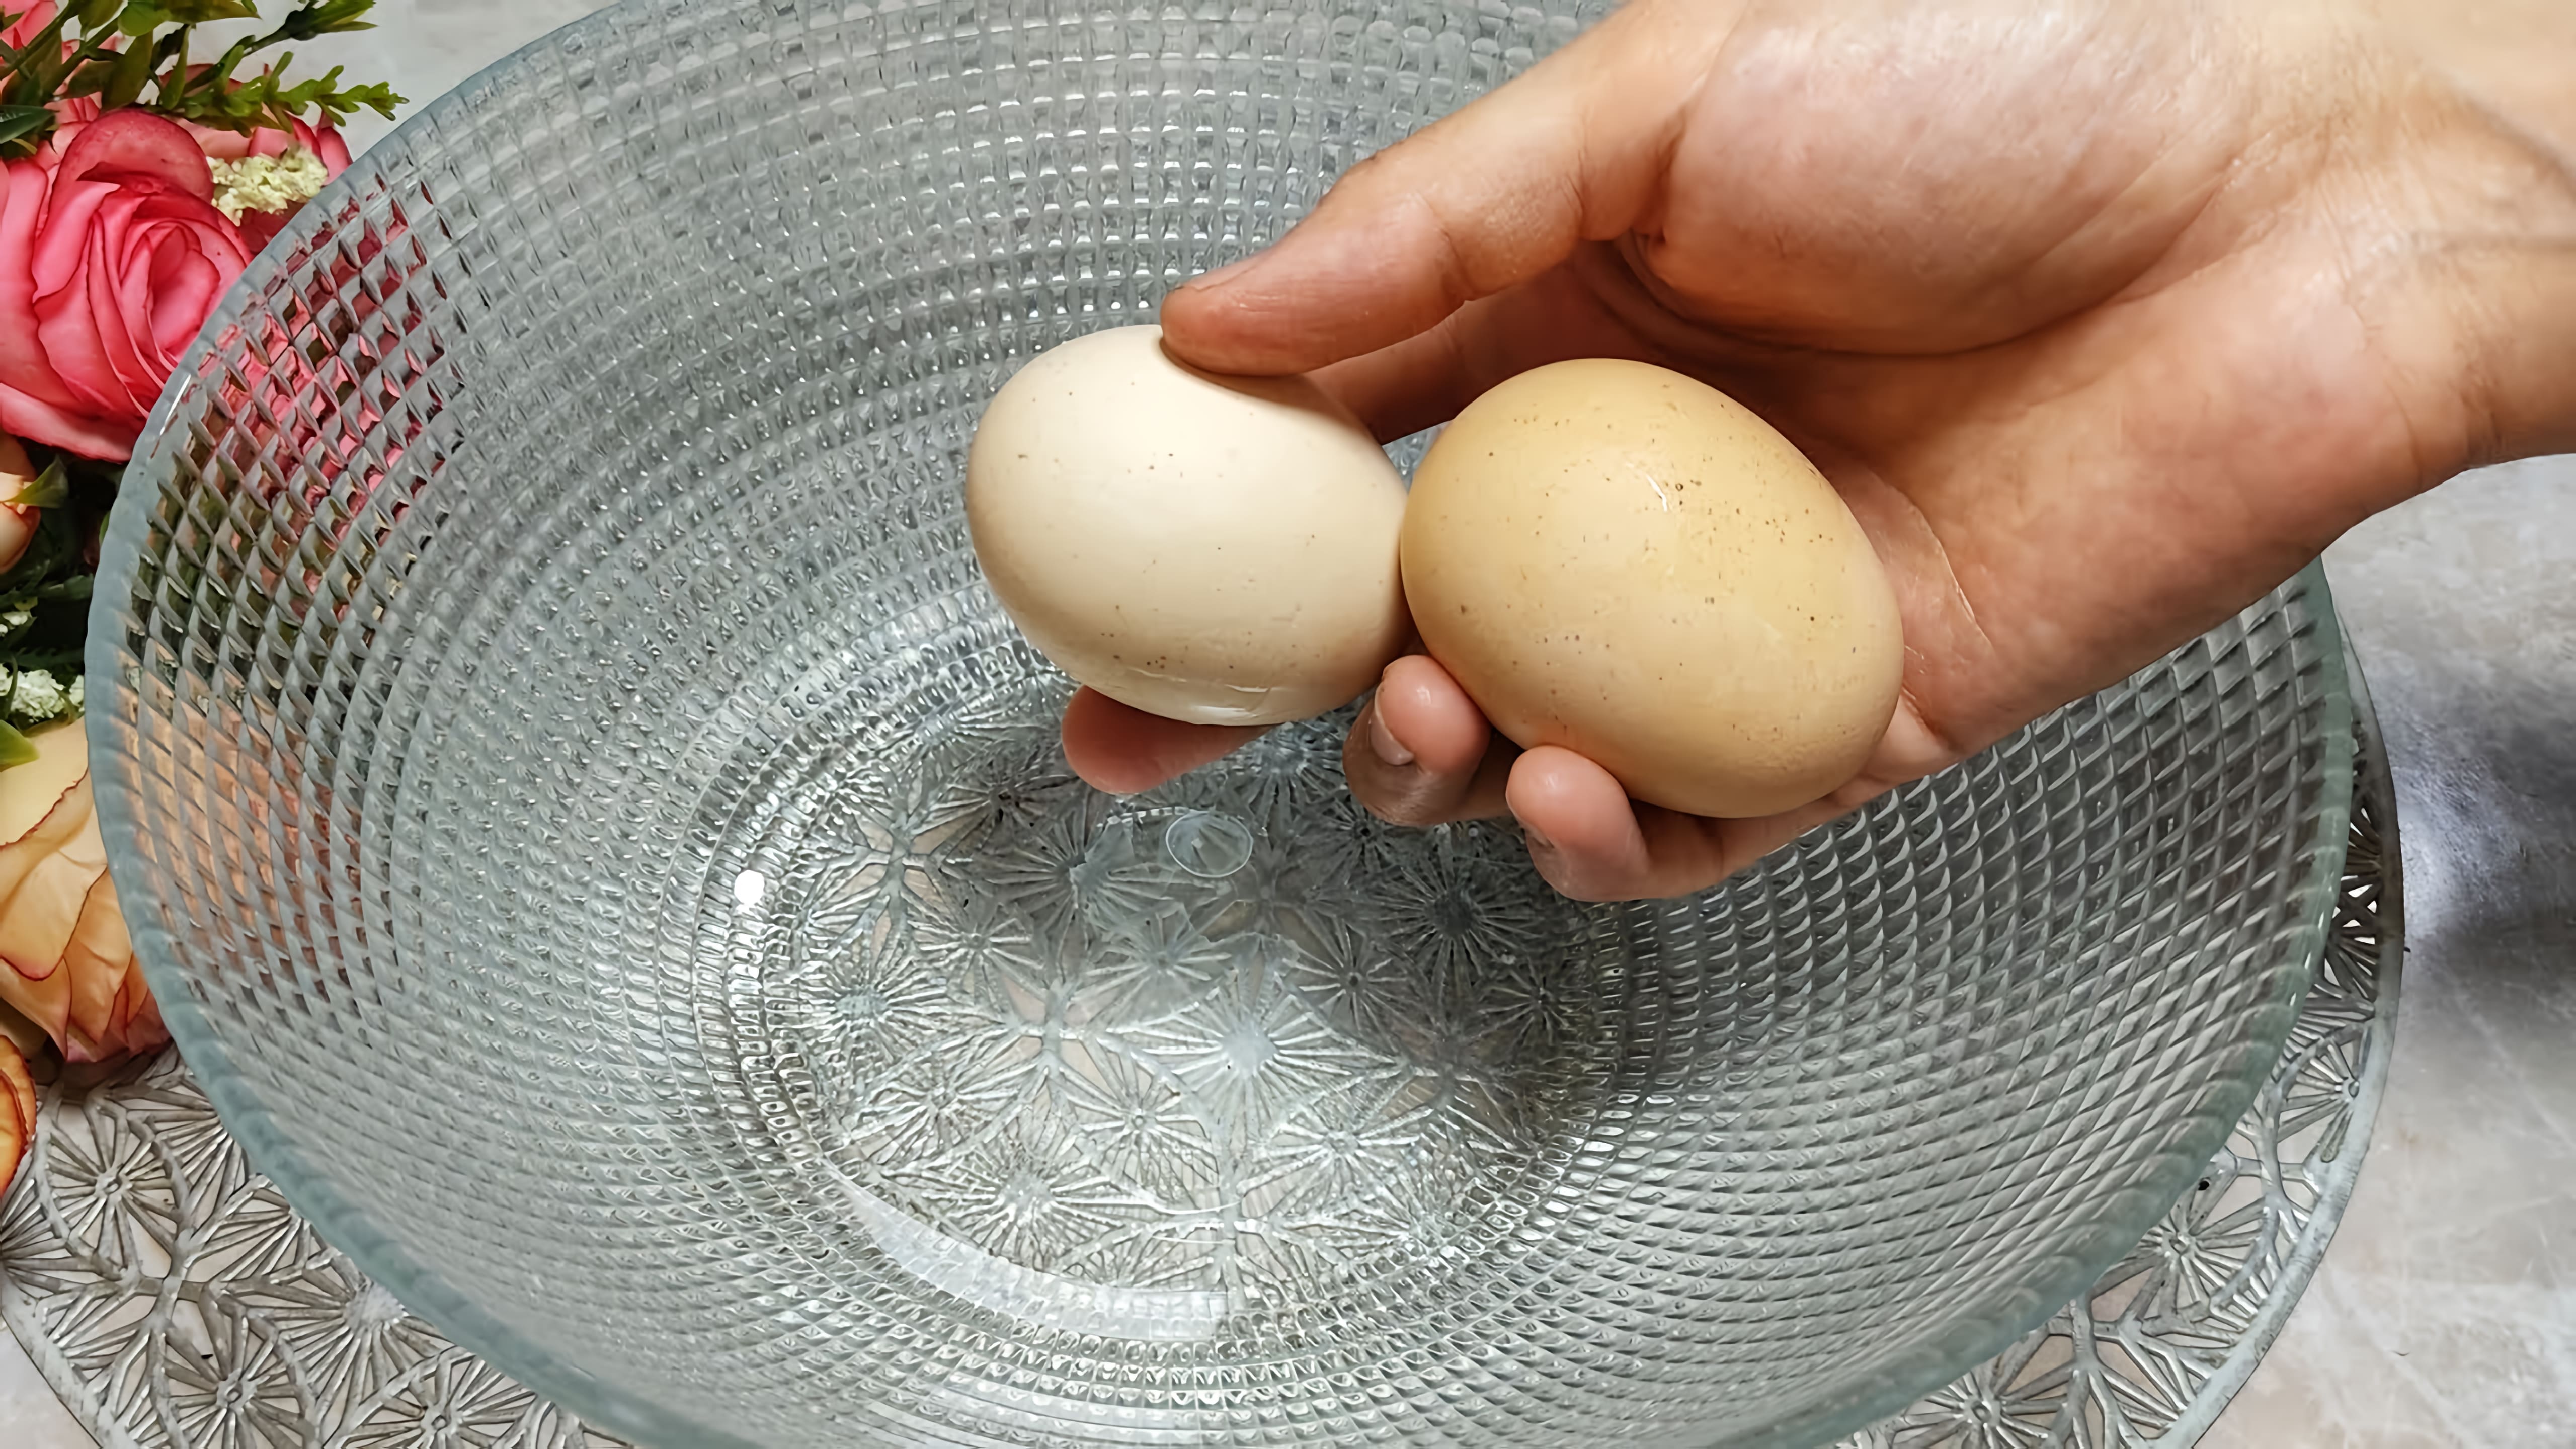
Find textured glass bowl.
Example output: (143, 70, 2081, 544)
(87, 1, 2353, 1445)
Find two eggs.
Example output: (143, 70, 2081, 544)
(965, 325, 1903, 820)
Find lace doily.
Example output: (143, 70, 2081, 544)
(0, 717, 2396, 1449)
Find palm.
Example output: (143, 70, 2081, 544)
(1330, 5, 2429, 772)
(1076, 0, 2490, 897)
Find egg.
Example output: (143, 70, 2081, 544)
(1401, 359, 1904, 819)
(966, 325, 1410, 727)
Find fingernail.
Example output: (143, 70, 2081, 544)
(1367, 707, 1415, 767)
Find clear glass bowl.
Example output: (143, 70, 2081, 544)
(88, 2, 2353, 1445)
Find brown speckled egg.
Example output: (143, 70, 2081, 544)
(967, 325, 1410, 726)
(1401, 359, 1903, 819)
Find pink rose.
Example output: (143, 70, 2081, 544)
(33, 98, 110, 159)
(1, 2, 56, 49)
(183, 115, 353, 174)
(215, 194, 405, 516)
(0, 110, 251, 459)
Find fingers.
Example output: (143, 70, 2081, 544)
(1342, 654, 1516, 825)
(1061, 688, 1266, 795)
(1499, 747, 1651, 897)
(1307, 252, 1667, 442)
(1341, 655, 1910, 900)
(1066, 663, 1911, 901)
(1503, 749, 1869, 902)
(1064, 652, 1519, 820)
(1158, 0, 1741, 379)
(1065, 663, 1942, 901)
(1500, 694, 1961, 901)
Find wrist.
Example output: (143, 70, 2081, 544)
(2365, 0, 2576, 170)
(2353, 0, 2576, 465)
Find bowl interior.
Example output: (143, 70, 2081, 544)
(92, 2, 2351, 1445)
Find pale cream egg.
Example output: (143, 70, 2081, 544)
(966, 325, 1409, 726)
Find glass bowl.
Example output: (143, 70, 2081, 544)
(88, 1, 2353, 1444)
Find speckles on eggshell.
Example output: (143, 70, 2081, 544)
(1398, 356, 1903, 819)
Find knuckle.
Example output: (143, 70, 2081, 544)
(1341, 726, 1448, 828)
(1357, 785, 1446, 830)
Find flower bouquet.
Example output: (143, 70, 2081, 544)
(0, 0, 399, 1193)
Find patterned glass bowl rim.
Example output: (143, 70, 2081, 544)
(84, 2, 2360, 1445)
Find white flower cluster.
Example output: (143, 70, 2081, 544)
(208, 147, 331, 224)
(4, 670, 81, 727)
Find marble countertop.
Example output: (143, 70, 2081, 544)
(2204, 454, 2576, 1449)
(6, 2, 2572, 1444)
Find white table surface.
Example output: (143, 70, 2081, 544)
(7, 3, 2573, 1443)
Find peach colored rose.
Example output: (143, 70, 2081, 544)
(0, 430, 36, 572)
(0, 110, 250, 459)
(0, 720, 164, 1064)
(0, 1031, 31, 1197)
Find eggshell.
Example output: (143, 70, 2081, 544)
(966, 325, 1410, 726)
(1401, 359, 1904, 819)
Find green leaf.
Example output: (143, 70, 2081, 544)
(0, 102, 52, 147)
(6, 460, 67, 511)
(101, 34, 153, 109)
(155, 47, 400, 130)
(114, 4, 168, 39)
(280, 0, 376, 39)
(158, 0, 257, 21)
(0, 721, 35, 770)
(0, 645, 84, 674)
(340, 77, 398, 117)
(76, 0, 123, 27)
(61, 57, 112, 98)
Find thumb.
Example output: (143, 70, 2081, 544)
(1159, 0, 1740, 377)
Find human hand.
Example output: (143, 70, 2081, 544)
(1066, 0, 2576, 900)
